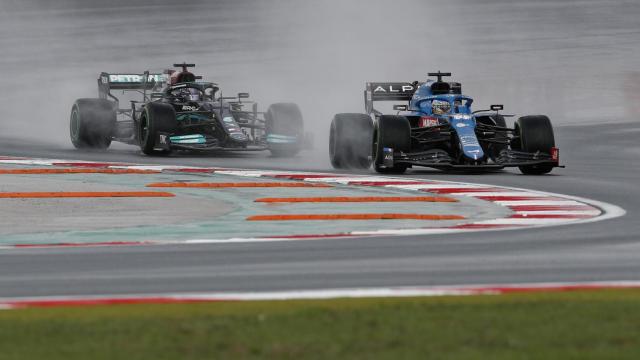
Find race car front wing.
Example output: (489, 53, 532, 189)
(384, 148, 563, 170)
(153, 132, 268, 152)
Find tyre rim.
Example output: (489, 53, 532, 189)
(372, 129, 380, 164)
(141, 116, 149, 143)
(329, 123, 336, 159)
(70, 108, 80, 140)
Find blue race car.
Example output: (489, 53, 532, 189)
(329, 72, 561, 174)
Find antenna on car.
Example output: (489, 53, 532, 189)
(428, 71, 452, 82)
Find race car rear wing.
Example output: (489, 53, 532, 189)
(98, 72, 168, 98)
(364, 82, 422, 114)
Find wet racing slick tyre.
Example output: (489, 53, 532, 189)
(70, 98, 116, 149)
(329, 113, 373, 169)
(139, 102, 177, 155)
(265, 103, 304, 157)
(476, 113, 507, 161)
(373, 115, 411, 174)
(514, 115, 555, 175)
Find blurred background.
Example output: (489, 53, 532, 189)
(0, 0, 638, 149)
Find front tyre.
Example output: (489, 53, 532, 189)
(515, 115, 556, 175)
(373, 115, 411, 174)
(265, 103, 304, 157)
(139, 103, 177, 155)
(329, 113, 373, 169)
(70, 98, 116, 149)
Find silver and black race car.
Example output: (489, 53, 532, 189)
(70, 63, 305, 156)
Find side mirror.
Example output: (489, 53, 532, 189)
(238, 93, 250, 99)
(393, 104, 408, 111)
(490, 104, 504, 111)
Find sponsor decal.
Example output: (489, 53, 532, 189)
(108, 74, 166, 83)
(181, 105, 198, 111)
(452, 114, 472, 120)
(459, 135, 480, 147)
(383, 147, 394, 167)
(373, 85, 415, 93)
(419, 116, 439, 127)
(223, 116, 235, 123)
(456, 123, 467, 128)
(169, 134, 206, 144)
(159, 135, 167, 144)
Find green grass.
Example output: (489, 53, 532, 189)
(1, 290, 640, 360)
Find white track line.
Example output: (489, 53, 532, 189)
(453, 191, 544, 197)
(2, 281, 640, 309)
(492, 200, 588, 206)
(515, 210, 601, 216)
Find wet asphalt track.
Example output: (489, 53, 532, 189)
(0, 0, 639, 297)
(0, 122, 639, 297)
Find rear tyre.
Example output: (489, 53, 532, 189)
(373, 115, 411, 174)
(265, 103, 304, 157)
(329, 113, 373, 169)
(139, 103, 177, 155)
(69, 98, 116, 149)
(515, 115, 555, 175)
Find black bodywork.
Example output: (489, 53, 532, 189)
(95, 66, 297, 153)
(93, 64, 304, 156)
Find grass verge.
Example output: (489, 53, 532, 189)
(1, 290, 640, 359)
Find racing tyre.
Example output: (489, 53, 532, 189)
(373, 115, 411, 174)
(265, 103, 304, 157)
(329, 113, 373, 169)
(514, 115, 555, 175)
(70, 98, 116, 149)
(139, 103, 177, 155)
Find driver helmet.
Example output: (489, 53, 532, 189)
(169, 70, 196, 85)
(432, 100, 451, 115)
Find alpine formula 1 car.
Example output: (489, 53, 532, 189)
(70, 63, 305, 156)
(329, 72, 561, 174)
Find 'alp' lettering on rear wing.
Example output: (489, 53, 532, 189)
(364, 82, 422, 114)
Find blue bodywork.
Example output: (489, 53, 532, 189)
(406, 80, 484, 161)
(351, 74, 560, 174)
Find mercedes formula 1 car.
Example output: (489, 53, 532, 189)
(329, 72, 562, 174)
(70, 63, 305, 156)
